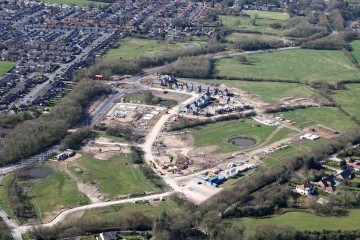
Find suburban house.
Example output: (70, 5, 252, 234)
(295, 183, 314, 196)
(99, 231, 117, 240)
(335, 168, 353, 181)
(317, 175, 336, 193)
(348, 161, 360, 172)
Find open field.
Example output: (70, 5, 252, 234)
(244, 10, 289, 21)
(266, 127, 299, 145)
(71, 154, 161, 198)
(185, 78, 322, 104)
(29, 167, 90, 220)
(214, 49, 360, 83)
(57, 198, 178, 231)
(264, 138, 329, 167)
(0, 61, 16, 77)
(105, 38, 202, 60)
(275, 107, 356, 132)
(230, 209, 360, 231)
(331, 84, 360, 120)
(350, 40, 360, 63)
(41, 0, 109, 7)
(226, 32, 287, 43)
(188, 119, 276, 153)
(219, 15, 282, 35)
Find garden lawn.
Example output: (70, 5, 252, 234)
(188, 119, 276, 153)
(244, 10, 290, 21)
(41, 0, 109, 7)
(0, 61, 16, 77)
(350, 40, 360, 63)
(219, 15, 283, 35)
(105, 38, 199, 60)
(275, 107, 356, 132)
(183, 78, 322, 104)
(214, 49, 360, 83)
(232, 209, 360, 231)
(72, 154, 160, 198)
(29, 168, 89, 220)
(331, 84, 360, 121)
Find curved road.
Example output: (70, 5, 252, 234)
(0, 46, 300, 239)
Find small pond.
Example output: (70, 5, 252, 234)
(229, 137, 256, 147)
(160, 100, 173, 107)
(24, 167, 52, 179)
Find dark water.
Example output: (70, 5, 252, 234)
(25, 167, 52, 179)
(229, 137, 256, 147)
(160, 100, 173, 107)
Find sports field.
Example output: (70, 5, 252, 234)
(105, 38, 200, 60)
(215, 49, 360, 83)
(42, 0, 109, 7)
(184, 78, 322, 104)
(29, 168, 90, 220)
(219, 15, 282, 35)
(276, 107, 356, 132)
(71, 154, 161, 198)
(331, 84, 360, 121)
(0, 61, 16, 77)
(188, 119, 277, 153)
(230, 210, 360, 231)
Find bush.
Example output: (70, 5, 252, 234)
(63, 127, 94, 149)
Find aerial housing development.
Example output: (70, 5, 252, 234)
(0, 0, 360, 239)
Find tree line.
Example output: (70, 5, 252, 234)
(0, 79, 111, 165)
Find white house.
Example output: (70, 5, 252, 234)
(295, 183, 314, 195)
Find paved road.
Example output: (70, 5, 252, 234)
(0, 46, 302, 237)
(0, 208, 22, 240)
(19, 191, 173, 233)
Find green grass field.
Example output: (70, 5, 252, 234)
(226, 32, 287, 43)
(264, 138, 329, 167)
(331, 84, 360, 121)
(214, 49, 360, 83)
(350, 40, 360, 63)
(188, 119, 277, 153)
(57, 198, 178, 232)
(266, 127, 299, 145)
(244, 10, 289, 21)
(29, 168, 89, 220)
(219, 15, 282, 35)
(71, 154, 161, 198)
(275, 107, 356, 132)
(183, 78, 322, 104)
(0, 61, 16, 77)
(231, 209, 360, 231)
(41, 0, 109, 7)
(105, 38, 201, 60)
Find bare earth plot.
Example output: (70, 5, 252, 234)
(214, 49, 360, 83)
